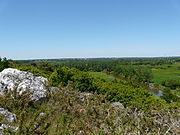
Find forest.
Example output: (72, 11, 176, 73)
(0, 57, 179, 134)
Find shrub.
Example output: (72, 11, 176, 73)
(17, 66, 47, 78)
(0, 57, 10, 72)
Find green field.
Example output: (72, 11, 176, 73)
(90, 65, 180, 97)
(152, 63, 180, 84)
(89, 72, 143, 89)
(89, 62, 180, 86)
(89, 72, 119, 83)
(89, 72, 130, 85)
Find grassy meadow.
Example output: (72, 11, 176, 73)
(89, 72, 118, 83)
(152, 62, 180, 84)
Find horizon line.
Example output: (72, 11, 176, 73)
(14, 55, 180, 61)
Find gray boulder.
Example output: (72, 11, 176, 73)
(0, 108, 17, 123)
(0, 68, 48, 101)
(0, 108, 18, 134)
(111, 102, 124, 112)
(0, 124, 19, 134)
(77, 93, 93, 102)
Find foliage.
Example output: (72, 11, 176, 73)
(30, 61, 54, 76)
(72, 72, 96, 92)
(89, 72, 124, 84)
(0, 57, 10, 72)
(17, 66, 48, 78)
(152, 64, 180, 84)
(0, 85, 179, 134)
(113, 65, 152, 83)
(162, 79, 180, 89)
(49, 67, 167, 112)
(161, 88, 179, 103)
(11, 61, 55, 78)
(17, 57, 176, 72)
(49, 67, 77, 86)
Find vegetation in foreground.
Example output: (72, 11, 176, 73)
(0, 84, 179, 135)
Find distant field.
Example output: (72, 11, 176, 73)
(89, 72, 118, 82)
(152, 63, 180, 84)
(89, 72, 130, 85)
(89, 72, 143, 89)
(89, 62, 180, 86)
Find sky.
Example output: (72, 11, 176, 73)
(0, 0, 180, 60)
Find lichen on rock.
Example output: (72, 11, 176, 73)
(0, 68, 48, 101)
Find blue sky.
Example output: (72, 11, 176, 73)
(0, 0, 180, 59)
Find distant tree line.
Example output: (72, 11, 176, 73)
(113, 65, 153, 83)
(17, 57, 176, 72)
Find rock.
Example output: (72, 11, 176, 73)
(81, 93, 93, 96)
(0, 108, 17, 123)
(0, 108, 18, 134)
(0, 68, 48, 101)
(38, 112, 45, 117)
(0, 124, 18, 133)
(77, 130, 85, 135)
(77, 93, 93, 102)
(111, 102, 124, 112)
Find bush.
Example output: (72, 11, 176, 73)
(0, 57, 10, 72)
(162, 79, 180, 89)
(17, 66, 47, 78)
(161, 88, 179, 103)
(72, 72, 96, 92)
(49, 67, 77, 86)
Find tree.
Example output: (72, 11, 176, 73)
(161, 88, 179, 103)
(0, 57, 10, 71)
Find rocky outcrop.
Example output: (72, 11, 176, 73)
(0, 68, 48, 101)
(0, 108, 17, 123)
